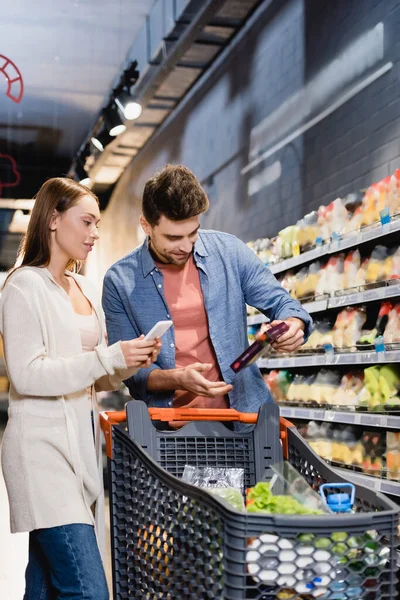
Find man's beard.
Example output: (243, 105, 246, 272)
(149, 240, 191, 265)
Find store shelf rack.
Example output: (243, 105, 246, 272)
(247, 282, 400, 325)
(250, 216, 400, 502)
(257, 349, 400, 368)
(279, 405, 400, 429)
(268, 216, 400, 276)
(247, 282, 400, 324)
(334, 467, 400, 497)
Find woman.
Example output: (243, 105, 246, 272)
(0, 178, 160, 599)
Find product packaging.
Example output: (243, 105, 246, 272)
(182, 466, 245, 511)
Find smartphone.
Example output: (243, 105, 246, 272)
(230, 322, 289, 373)
(144, 320, 173, 341)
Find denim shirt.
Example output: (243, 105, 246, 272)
(102, 230, 313, 412)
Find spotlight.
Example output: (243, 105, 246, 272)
(91, 128, 112, 152)
(104, 105, 126, 137)
(115, 91, 142, 120)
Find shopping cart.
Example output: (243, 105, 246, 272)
(100, 401, 399, 600)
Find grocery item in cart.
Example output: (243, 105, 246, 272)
(182, 466, 245, 511)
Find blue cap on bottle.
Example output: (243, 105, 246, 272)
(320, 483, 355, 513)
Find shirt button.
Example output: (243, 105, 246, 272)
(166, 314, 170, 318)
(170, 343, 175, 348)
(168, 401, 172, 407)
(158, 284, 162, 289)
(155, 268, 158, 272)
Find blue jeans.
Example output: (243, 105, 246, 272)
(24, 523, 109, 600)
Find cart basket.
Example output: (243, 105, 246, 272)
(100, 401, 399, 600)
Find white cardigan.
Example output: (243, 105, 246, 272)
(0, 266, 134, 551)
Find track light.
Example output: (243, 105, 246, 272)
(91, 128, 112, 152)
(104, 105, 126, 137)
(115, 91, 142, 120)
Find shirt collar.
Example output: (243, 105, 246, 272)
(141, 237, 157, 277)
(141, 232, 208, 277)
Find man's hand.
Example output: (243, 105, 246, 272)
(267, 317, 305, 353)
(178, 363, 233, 397)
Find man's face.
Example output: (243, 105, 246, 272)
(140, 214, 200, 266)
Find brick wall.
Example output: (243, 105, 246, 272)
(303, 0, 400, 211)
(88, 0, 400, 282)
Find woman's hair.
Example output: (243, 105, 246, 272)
(142, 164, 209, 226)
(5, 177, 99, 285)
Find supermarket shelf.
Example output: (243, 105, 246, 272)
(269, 246, 328, 275)
(279, 406, 400, 429)
(328, 282, 400, 309)
(268, 217, 400, 276)
(246, 284, 400, 326)
(246, 298, 328, 325)
(334, 467, 400, 497)
(257, 349, 400, 368)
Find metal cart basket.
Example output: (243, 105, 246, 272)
(100, 401, 399, 600)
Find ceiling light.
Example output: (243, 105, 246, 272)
(104, 106, 126, 137)
(115, 92, 142, 120)
(91, 129, 112, 152)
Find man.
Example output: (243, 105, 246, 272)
(102, 164, 312, 414)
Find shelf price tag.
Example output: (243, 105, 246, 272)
(330, 231, 341, 252)
(324, 343, 335, 364)
(380, 207, 391, 225)
(374, 336, 385, 353)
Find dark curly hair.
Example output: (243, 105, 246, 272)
(142, 164, 209, 226)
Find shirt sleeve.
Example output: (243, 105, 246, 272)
(1, 282, 127, 397)
(102, 271, 160, 401)
(236, 237, 313, 338)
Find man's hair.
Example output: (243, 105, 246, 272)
(142, 164, 209, 226)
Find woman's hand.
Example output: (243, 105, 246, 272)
(120, 335, 160, 368)
(152, 338, 162, 363)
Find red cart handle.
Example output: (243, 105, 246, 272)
(100, 408, 294, 459)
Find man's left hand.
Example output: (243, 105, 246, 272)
(267, 317, 305, 353)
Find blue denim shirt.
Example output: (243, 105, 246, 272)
(102, 230, 312, 412)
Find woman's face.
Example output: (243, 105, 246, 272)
(51, 194, 100, 261)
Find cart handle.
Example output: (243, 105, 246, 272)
(100, 408, 294, 459)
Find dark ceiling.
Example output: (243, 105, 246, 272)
(0, 0, 154, 200)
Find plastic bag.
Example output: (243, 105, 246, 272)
(182, 466, 245, 511)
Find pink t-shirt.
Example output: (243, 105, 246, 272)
(156, 256, 229, 409)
